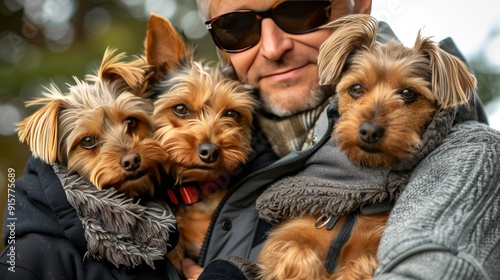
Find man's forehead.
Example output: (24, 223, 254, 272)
(209, 0, 277, 18)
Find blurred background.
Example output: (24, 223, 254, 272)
(0, 0, 499, 233)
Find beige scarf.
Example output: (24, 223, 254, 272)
(257, 102, 328, 157)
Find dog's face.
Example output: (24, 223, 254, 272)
(18, 50, 168, 197)
(333, 42, 438, 167)
(62, 90, 167, 197)
(153, 65, 256, 183)
(318, 15, 476, 167)
(145, 14, 257, 183)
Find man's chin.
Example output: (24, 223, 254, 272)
(259, 85, 331, 118)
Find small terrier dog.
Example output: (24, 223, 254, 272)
(17, 49, 168, 198)
(257, 14, 476, 280)
(144, 14, 257, 271)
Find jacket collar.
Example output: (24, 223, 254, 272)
(52, 164, 177, 268)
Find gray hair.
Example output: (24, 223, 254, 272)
(196, 0, 357, 21)
(196, 0, 210, 20)
(347, 0, 355, 13)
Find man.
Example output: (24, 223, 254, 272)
(183, 0, 500, 279)
(200, 0, 370, 157)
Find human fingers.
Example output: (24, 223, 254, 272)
(182, 258, 203, 280)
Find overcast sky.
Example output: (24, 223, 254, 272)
(371, 0, 500, 59)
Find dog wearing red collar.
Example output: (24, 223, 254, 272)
(144, 14, 257, 273)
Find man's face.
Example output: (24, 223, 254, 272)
(208, 0, 365, 117)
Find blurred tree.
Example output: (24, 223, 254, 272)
(472, 63, 500, 106)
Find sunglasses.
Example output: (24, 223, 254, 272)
(205, 1, 332, 53)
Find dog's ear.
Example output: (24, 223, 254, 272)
(97, 48, 146, 90)
(413, 33, 476, 108)
(145, 13, 190, 78)
(17, 90, 62, 164)
(318, 14, 378, 86)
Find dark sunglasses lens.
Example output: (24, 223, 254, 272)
(274, 1, 331, 34)
(211, 12, 261, 52)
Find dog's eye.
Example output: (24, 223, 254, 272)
(400, 88, 418, 103)
(348, 84, 364, 98)
(80, 136, 97, 149)
(223, 110, 240, 120)
(125, 117, 139, 132)
(172, 104, 190, 118)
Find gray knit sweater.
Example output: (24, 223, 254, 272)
(374, 121, 500, 279)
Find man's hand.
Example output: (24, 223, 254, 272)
(182, 258, 203, 280)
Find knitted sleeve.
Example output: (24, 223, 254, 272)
(374, 121, 500, 279)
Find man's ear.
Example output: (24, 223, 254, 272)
(216, 48, 231, 65)
(353, 0, 372, 14)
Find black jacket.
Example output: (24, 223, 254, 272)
(0, 157, 179, 280)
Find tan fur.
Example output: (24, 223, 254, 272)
(258, 14, 476, 280)
(259, 214, 387, 280)
(319, 15, 476, 111)
(145, 14, 258, 273)
(17, 49, 168, 198)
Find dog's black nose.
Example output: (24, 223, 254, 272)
(359, 121, 385, 143)
(198, 143, 220, 163)
(121, 153, 141, 171)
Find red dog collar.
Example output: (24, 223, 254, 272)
(167, 182, 222, 206)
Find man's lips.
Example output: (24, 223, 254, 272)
(260, 65, 307, 82)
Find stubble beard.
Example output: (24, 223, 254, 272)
(259, 83, 333, 117)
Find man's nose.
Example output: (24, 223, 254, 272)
(259, 18, 293, 60)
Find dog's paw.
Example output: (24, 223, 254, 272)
(332, 254, 378, 280)
(257, 240, 329, 280)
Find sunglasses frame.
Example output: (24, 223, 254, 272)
(205, 0, 332, 53)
